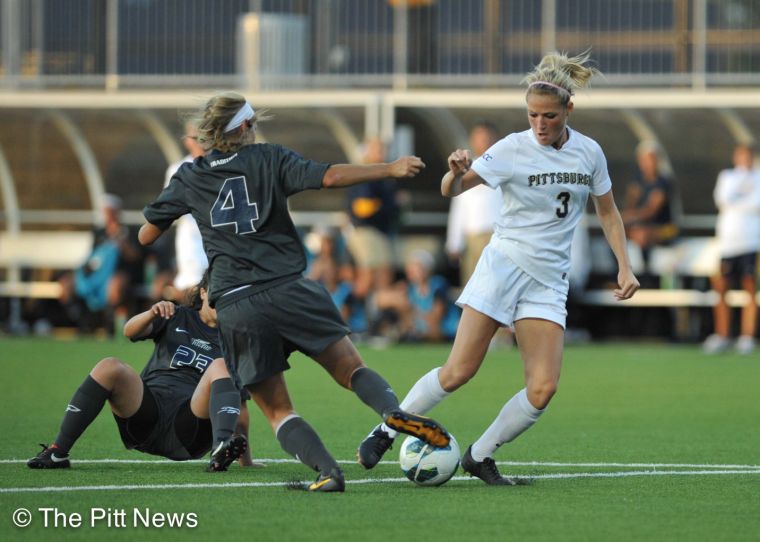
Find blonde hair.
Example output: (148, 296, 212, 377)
(523, 50, 600, 106)
(190, 91, 269, 153)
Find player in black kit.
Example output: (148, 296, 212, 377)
(28, 273, 253, 472)
(139, 91, 450, 492)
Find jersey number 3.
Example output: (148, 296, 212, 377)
(210, 176, 259, 234)
(556, 191, 570, 218)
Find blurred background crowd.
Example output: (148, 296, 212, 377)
(2, 0, 760, 353)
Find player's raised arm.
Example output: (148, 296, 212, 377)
(441, 149, 485, 197)
(123, 300, 176, 340)
(321, 155, 425, 188)
(138, 222, 164, 246)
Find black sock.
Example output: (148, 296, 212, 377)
(54, 375, 111, 454)
(350, 367, 400, 419)
(209, 378, 241, 445)
(276, 417, 338, 474)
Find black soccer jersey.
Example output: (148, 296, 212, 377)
(133, 305, 223, 389)
(143, 144, 329, 305)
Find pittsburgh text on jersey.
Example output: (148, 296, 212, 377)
(528, 172, 592, 187)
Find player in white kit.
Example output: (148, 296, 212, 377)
(358, 50, 640, 484)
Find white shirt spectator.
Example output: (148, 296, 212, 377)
(165, 157, 208, 290)
(445, 183, 502, 255)
(714, 165, 760, 258)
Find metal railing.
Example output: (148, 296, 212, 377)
(2, 0, 759, 90)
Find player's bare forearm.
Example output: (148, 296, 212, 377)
(123, 301, 175, 339)
(322, 156, 425, 188)
(138, 222, 163, 246)
(593, 192, 639, 300)
(441, 150, 484, 197)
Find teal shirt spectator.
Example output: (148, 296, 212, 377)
(330, 281, 368, 334)
(409, 275, 460, 339)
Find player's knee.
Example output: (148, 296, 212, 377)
(439, 365, 475, 392)
(333, 357, 364, 389)
(91, 357, 128, 384)
(527, 381, 557, 410)
(205, 358, 230, 380)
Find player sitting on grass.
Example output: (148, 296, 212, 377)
(28, 272, 258, 472)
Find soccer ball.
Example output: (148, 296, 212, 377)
(399, 434, 460, 486)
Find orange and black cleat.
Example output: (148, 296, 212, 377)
(383, 409, 450, 448)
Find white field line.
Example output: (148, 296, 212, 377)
(2, 458, 760, 470)
(2, 469, 760, 494)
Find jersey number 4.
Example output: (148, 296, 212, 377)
(210, 176, 259, 234)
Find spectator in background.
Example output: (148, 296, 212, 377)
(446, 121, 502, 286)
(59, 194, 144, 334)
(703, 143, 760, 355)
(345, 138, 400, 301)
(621, 140, 678, 280)
(162, 121, 209, 303)
(307, 226, 366, 335)
(374, 249, 459, 342)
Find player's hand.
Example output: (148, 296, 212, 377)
(614, 268, 640, 300)
(151, 301, 176, 319)
(390, 156, 425, 178)
(447, 149, 471, 176)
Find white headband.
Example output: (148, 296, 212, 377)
(224, 102, 255, 133)
(528, 81, 572, 97)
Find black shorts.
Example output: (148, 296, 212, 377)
(720, 252, 758, 285)
(114, 379, 211, 460)
(217, 277, 350, 387)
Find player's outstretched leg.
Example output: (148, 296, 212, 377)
(248, 373, 345, 492)
(351, 366, 450, 448)
(357, 367, 451, 469)
(313, 339, 451, 470)
(28, 358, 137, 469)
(277, 415, 345, 492)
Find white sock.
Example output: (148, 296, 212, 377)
(470, 388, 544, 462)
(381, 367, 449, 439)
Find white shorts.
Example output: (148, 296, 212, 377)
(456, 243, 567, 329)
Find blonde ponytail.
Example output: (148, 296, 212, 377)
(523, 50, 601, 105)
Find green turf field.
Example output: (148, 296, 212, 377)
(1, 337, 758, 541)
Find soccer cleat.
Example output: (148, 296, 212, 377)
(357, 425, 394, 470)
(461, 445, 516, 486)
(27, 444, 71, 469)
(383, 409, 450, 448)
(308, 467, 345, 492)
(207, 434, 248, 472)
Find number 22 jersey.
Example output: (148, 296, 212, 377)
(134, 305, 223, 391)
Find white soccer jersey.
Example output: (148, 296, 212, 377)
(713, 166, 760, 257)
(471, 127, 612, 293)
